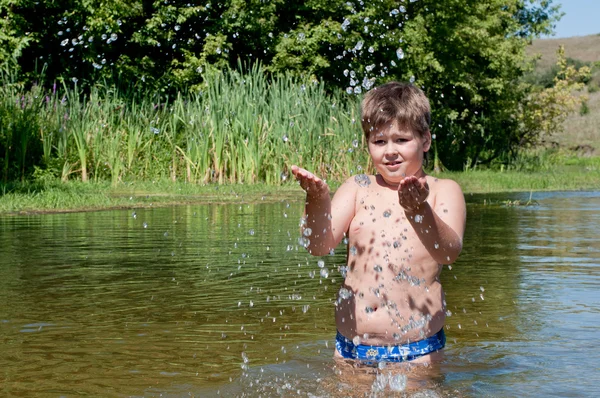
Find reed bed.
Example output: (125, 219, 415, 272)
(0, 65, 367, 186)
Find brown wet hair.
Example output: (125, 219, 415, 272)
(360, 82, 431, 141)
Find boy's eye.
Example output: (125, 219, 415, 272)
(374, 140, 385, 145)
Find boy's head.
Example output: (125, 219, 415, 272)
(360, 82, 431, 141)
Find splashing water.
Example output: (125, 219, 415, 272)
(354, 174, 371, 187)
(388, 374, 407, 392)
(338, 287, 353, 299)
(320, 268, 329, 278)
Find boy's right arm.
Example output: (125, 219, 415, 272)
(291, 165, 356, 256)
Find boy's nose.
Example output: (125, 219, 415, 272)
(385, 143, 399, 156)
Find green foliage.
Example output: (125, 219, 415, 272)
(519, 46, 590, 149)
(0, 65, 365, 184)
(580, 101, 589, 116)
(0, 0, 574, 177)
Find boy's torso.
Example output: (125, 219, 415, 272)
(335, 174, 445, 346)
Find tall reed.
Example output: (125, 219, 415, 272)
(1, 65, 368, 185)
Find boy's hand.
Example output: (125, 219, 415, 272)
(291, 165, 330, 199)
(398, 175, 429, 213)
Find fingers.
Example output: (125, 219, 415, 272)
(291, 165, 328, 196)
(398, 176, 429, 211)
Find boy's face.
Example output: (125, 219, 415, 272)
(367, 122, 431, 185)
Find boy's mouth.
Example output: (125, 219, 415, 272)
(385, 161, 402, 166)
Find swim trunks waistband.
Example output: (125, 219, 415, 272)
(335, 328, 445, 363)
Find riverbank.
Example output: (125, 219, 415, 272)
(2, 164, 599, 214)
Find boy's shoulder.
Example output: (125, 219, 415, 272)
(426, 175, 464, 205)
(339, 173, 376, 189)
(332, 174, 377, 199)
(426, 175, 461, 188)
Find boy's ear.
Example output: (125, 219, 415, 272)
(423, 130, 432, 152)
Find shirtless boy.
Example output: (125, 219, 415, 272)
(291, 82, 466, 365)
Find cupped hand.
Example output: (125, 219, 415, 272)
(398, 175, 429, 212)
(291, 165, 330, 198)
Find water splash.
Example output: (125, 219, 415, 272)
(354, 174, 371, 187)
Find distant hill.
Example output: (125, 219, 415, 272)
(528, 33, 600, 70)
(527, 34, 600, 153)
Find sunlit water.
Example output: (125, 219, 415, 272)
(1, 191, 599, 397)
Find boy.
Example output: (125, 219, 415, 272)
(291, 82, 466, 365)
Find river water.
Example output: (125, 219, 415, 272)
(1, 191, 599, 397)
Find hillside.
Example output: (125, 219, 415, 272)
(528, 33, 600, 70)
(528, 34, 600, 152)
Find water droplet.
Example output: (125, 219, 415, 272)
(373, 265, 382, 272)
(372, 373, 388, 393)
(320, 268, 329, 278)
(143, 222, 148, 228)
(303, 228, 312, 237)
(352, 336, 361, 345)
(282, 134, 288, 143)
(349, 246, 358, 256)
(365, 306, 374, 314)
(132, 211, 137, 219)
(352, 139, 359, 148)
(414, 214, 423, 223)
(249, 229, 255, 236)
(354, 174, 370, 187)
(383, 210, 392, 218)
(393, 241, 401, 248)
(110, 33, 118, 41)
(389, 374, 407, 392)
(338, 287, 353, 299)
(396, 48, 405, 59)
(341, 18, 350, 31)
(434, 243, 439, 249)
(317, 260, 325, 268)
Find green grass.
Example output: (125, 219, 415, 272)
(2, 160, 599, 214)
(0, 179, 304, 214)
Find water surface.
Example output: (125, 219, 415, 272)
(1, 191, 599, 397)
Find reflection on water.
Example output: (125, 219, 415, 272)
(1, 191, 599, 397)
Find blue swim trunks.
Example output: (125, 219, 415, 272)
(335, 329, 445, 363)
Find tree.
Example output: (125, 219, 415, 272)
(2, 0, 567, 171)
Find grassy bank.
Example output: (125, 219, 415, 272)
(2, 161, 599, 214)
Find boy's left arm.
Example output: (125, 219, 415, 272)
(400, 177, 466, 264)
